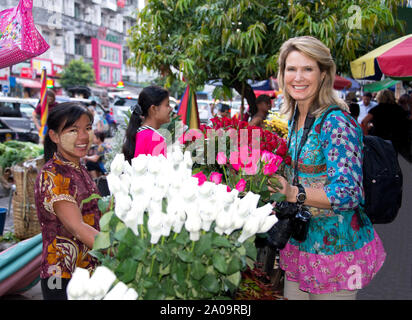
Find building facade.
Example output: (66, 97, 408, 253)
(0, 0, 156, 97)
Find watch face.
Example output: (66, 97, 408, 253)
(297, 193, 306, 202)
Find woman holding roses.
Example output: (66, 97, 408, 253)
(34, 103, 102, 300)
(270, 36, 386, 300)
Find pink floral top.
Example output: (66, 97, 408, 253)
(34, 153, 101, 279)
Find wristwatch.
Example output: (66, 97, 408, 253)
(296, 184, 306, 205)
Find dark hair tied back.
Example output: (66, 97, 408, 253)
(122, 85, 169, 163)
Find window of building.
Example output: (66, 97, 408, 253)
(100, 45, 120, 64)
(100, 66, 110, 83)
(112, 68, 121, 83)
(74, 2, 82, 19)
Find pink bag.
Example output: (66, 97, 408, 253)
(0, 0, 49, 69)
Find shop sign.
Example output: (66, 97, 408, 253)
(20, 67, 34, 79)
(31, 58, 53, 76)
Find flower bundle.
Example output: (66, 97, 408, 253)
(178, 116, 289, 206)
(264, 111, 289, 139)
(90, 146, 279, 299)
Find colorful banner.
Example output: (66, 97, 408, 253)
(39, 68, 48, 139)
(177, 85, 200, 129)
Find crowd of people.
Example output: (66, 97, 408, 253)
(345, 90, 412, 161)
(31, 35, 412, 300)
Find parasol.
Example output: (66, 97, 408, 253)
(350, 34, 412, 81)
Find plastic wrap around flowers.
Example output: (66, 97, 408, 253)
(106, 146, 278, 244)
(67, 266, 138, 300)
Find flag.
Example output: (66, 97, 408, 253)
(39, 67, 48, 138)
(177, 85, 200, 129)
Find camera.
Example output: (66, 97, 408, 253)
(267, 201, 312, 249)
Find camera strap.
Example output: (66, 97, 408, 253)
(288, 108, 316, 186)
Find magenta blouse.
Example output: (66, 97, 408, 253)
(134, 126, 167, 157)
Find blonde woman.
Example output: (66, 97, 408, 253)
(270, 36, 386, 300)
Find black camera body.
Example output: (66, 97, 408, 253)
(267, 201, 312, 249)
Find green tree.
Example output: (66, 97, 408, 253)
(128, 0, 405, 116)
(153, 76, 189, 99)
(60, 58, 96, 90)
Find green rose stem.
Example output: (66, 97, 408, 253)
(149, 244, 156, 277)
(222, 165, 229, 186)
(140, 225, 145, 239)
(259, 175, 268, 191)
(186, 241, 195, 280)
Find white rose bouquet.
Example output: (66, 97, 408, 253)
(86, 145, 278, 299)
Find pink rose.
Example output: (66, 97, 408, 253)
(235, 179, 247, 192)
(216, 152, 227, 165)
(226, 185, 232, 192)
(229, 151, 240, 171)
(261, 150, 276, 164)
(263, 163, 278, 176)
(210, 172, 222, 184)
(193, 171, 208, 186)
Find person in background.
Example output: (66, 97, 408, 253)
(398, 93, 412, 120)
(122, 85, 171, 162)
(271, 35, 385, 300)
(84, 131, 111, 179)
(216, 103, 231, 118)
(34, 103, 102, 300)
(249, 94, 272, 128)
(32, 90, 59, 132)
(88, 101, 105, 132)
(362, 89, 409, 154)
(357, 92, 377, 124)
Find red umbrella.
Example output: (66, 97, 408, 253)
(333, 75, 352, 90)
(254, 90, 277, 98)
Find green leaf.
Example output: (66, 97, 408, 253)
(177, 250, 194, 263)
(227, 256, 242, 275)
(243, 237, 257, 260)
(175, 229, 190, 245)
(115, 258, 138, 283)
(99, 211, 114, 232)
(212, 253, 228, 274)
(122, 228, 138, 247)
(270, 192, 286, 203)
(144, 287, 165, 300)
(113, 227, 129, 242)
(93, 232, 111, 250)
(190, 260, 206, 281)
(201, 274, 220, 294)
(212, 234, 232, 248)
(97, 196, 111, 213)
(226, 271, 241, 290)
(131, 245, 147, 262)
(195, 233, 212, 256)
(171, 262, 186, 283)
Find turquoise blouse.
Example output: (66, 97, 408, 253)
(284, 106, 375, 255)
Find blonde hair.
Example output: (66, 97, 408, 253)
(376, 89, 396, 105)
(277, 36, 348, 120)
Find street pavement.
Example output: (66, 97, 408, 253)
(0, 154, 412, 300)
(357, 154, 412, 300)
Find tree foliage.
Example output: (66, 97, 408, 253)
(59, 58, 96, 90)
(128, 0, 405, 114)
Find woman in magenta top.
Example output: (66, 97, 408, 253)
(122, 85, 171, 162)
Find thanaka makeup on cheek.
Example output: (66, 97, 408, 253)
(60, 131, 78, 153)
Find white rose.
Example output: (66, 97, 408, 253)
(110, 154, 125, 176)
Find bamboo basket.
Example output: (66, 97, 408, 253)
(11, 156, 44, 240)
